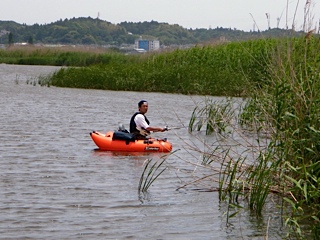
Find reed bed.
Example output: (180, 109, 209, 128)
(244, 34, 320, 239)
(137, 32, 320, 237)
(180, 33, 320, 238)
(40, 39, 277, 97)
(0, 45, 127, 66)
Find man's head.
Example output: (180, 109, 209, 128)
(138, 100, 148, 114)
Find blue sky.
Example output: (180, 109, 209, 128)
(1, 0, 318, 31)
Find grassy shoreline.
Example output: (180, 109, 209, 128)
(26, 39, 276, 97)
(0, 45, 127, 66)
(186, 35, 320, 238)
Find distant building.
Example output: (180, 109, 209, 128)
(0, 29, 10, 38)
(134, 37, 160, 51)
(149, 40, 160, 51)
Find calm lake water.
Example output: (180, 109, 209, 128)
(0, 64, 283, 239)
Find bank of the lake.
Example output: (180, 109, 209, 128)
(43, 39, 276, 97)
(1, 39, 278, 97)
(0, 45, 127, 66)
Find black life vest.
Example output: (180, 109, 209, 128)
(129, 112, 150, 134)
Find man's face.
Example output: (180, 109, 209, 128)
(139, 102, 148, 114)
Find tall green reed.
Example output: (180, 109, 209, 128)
(138, 156, 168, 193)
(186, 36, 320, 234)
(43, 40, 276, 96)
(235, 31, 320, 238)
(188, 98, 235, 135)
(0, 45, 127, 66)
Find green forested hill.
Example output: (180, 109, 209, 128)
(0, 17, 134, 45)
(119, 20, 198, 45)
(0, 17, 301, 46)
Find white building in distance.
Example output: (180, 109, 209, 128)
(134, 37, 160, 52)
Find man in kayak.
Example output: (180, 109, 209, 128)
(130, 100, 166, 140)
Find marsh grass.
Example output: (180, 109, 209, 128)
(189, 98, 236, 135)
(0, 45, 126, 66)
(181, 9, 320, 239)
(183, 54, 320, 236)
(176, 97, 290, 238)
(38, 39, 277, 96)
(138, 155, 169, 193)
(186, 2, 320, 237)
(242, 33, 320, 237)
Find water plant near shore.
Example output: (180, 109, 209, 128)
(41, 39, 277, 97)
(138, 158, 168, 193)
(0, 45, 127, 66)
(184, 34, 320, 238)
(247, 34, 320, 238)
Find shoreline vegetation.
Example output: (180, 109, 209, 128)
(47, 39, 273, 97)
(186, 34, 320, 238)
(2, 29, 320, 239)
(1, 39, 276, 97)
(0, 45, 121, 67)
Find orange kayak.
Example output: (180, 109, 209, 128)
(90, 131, 172, 152)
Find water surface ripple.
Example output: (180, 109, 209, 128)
(0, 64, 282, 239)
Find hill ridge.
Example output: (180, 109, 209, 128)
(0, 17, 300, 46)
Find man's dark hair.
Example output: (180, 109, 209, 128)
(138, 100, 147, 107)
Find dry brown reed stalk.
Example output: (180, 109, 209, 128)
(4, 44, 111, 54)
(158, 114, 225, 190)
(6, 45, 42, 53)
(167, 99, 272, 193)
(202, 39, 229, 47)
(176, 173, 220, 191)
(171, 96, 300, 223)
(305, 29, 315, 39)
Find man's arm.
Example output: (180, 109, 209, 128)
(135, 114, 166, 132)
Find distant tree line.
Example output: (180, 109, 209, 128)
(0, 17, 303, 46)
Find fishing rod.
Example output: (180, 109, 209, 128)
(164, 125, 187, 130)
(136, 125, 186, 137)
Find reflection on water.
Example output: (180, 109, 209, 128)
(91, 148, 163, 161)
(0, 64, 283, 239)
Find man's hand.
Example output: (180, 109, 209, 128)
(137, 127, 150, 136)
